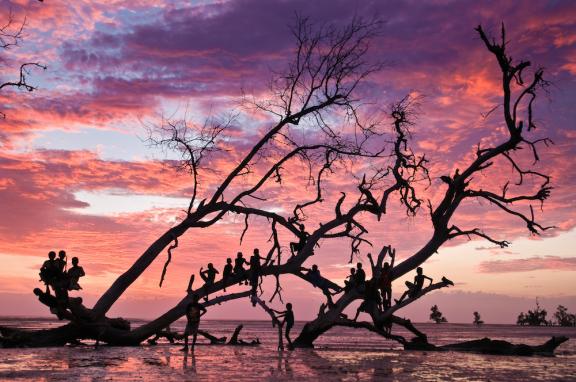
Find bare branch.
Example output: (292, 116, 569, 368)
(0, 11, 25, 49)
(0, 13, 46, 118)
(159, 235, 178, 287)
(448, 225, 510, 248)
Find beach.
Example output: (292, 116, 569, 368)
(0, 318, 574, 381)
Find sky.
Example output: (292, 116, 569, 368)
(0, 0, 575, 324)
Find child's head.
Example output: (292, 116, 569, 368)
(357, 262, 363, 269)
(350, 268, 356, 274)
(254, 248, 260, 256)
(237, 252, 243, 258)
(286, 303, 292, 310)
(58, 250, 66, 259)
(311, 264, 318, 271)
(33, 288, 42, 296)
(227, 258, 232, 263)
(417, 267, 423, 274)
(48, 251, 56, 259)
(71, 257, 79, 266)
(208, 262, 214, 269)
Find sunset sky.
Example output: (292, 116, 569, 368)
(1, 0, 575, 324)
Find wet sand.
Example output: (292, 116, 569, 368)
(1, 320, 574, 381)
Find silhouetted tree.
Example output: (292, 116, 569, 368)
(430, 305, 447, 324)
(473, 311, 484, 326)
(517, 300, 550, 326)
(1, 18, 556, 352)
(554, 305, 576, 327)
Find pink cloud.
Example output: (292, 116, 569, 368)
(1, 0, 576, 317)
(479, 256, 576, 273)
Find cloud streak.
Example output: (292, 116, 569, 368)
(479, 256, 576, 273)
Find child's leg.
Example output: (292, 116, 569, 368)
(192, 327, 199, 351)
(181, 326, 189, 350)
(285, 326, 293, 348)
(395, 290, 409, 304)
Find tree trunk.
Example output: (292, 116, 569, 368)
(293, 290, 361, 348)
(293, 321, 334, 348)
(0, 324, 79, 347)
(390, 231, 447, 280)
(131, 290, 251, 343)
(92, 221, 191, 316)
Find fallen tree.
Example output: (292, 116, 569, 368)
(406, 336, 569, 357)
(1, 17, 565, 356)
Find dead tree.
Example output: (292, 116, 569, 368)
(2, 19, 561, 355)
(294, 23, 554, 348)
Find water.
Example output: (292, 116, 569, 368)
(1, 318, 575, 381)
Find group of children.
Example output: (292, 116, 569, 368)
(183, 246, 443, 351)
(39, 250, 86, 292)
(341, 251, 439, 323)
(29, 245, 440, 350)
(198, 249, 263, 298)
(181, 247, 303, 352)
(35, 250, 86, 319)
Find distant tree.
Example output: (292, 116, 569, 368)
(473, 311, 484, 326)
(430, 305, 447, 324)
(517, 300, 550, 326)
(554, 305, 576, 327)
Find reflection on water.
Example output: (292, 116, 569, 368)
(0, 319, 574, 381)
(182, 351, 196, 374)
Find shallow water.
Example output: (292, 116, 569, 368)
(1, 318, 575, 381)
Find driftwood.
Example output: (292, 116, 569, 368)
(226, 324, 261, 346)
(146, 324, 259, 347)
(405, 336, 569, 357)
